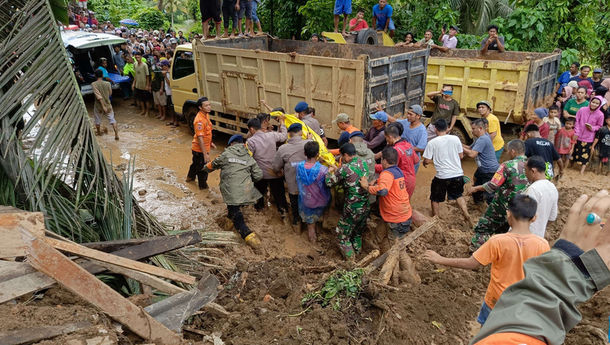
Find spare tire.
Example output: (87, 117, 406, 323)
(356, 29, 378, 45)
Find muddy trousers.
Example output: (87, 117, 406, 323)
(472, 169, 495, 204)
(254, 178, 288, 214)
(187, 151, 208, 189)
(289, 193, 299, 225)
(336, 202, 370, 258)
(470, 199, 510, 251)
(227, 205, 252, 239)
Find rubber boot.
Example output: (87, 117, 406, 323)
(245, 233, 261, 248)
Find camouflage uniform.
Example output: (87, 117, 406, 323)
(471, 155, 529, 250)
(326, 157, 370, 258)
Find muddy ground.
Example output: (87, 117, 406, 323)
(5, 98, 609, 344)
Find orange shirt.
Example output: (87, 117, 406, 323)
(368, 165, 412, 223)
(192, 111, 213, 153)
(473, 233, 550, 308)
(329, 124, 360, 156)
(474, 332, 546, 345)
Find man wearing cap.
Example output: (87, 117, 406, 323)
(349, 131, 376, 187)
(388, 104, 427, 172)
(273, 123, 312, 227)
(326, 143, 371, 259)
(477, 100, 504, 161)
(204, 135, 263, 249)
(365, 110, 388, 153)
(426, 85, 460, 140)
(246, 116, 289, 219)
(330, 113, 359, 155)
(296, 101, 327, 145)
(432, 25, 458, 52)
(591, 68, 605, 90)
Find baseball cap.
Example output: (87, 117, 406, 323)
(349, 131, 364, 138)
(170, 38, 177, 44)
(370, 111, 388, 122)
(160, 60, 170, 67)
(332, 113, 350, 124)
(408, 104, 423, 116)
(450, 25, 459, 32)
(228, 134, 244, 145)
(593, 68, 603, 73)
(295, 101, 309, 113)
(476, 100, 492, 110)
(288, 123, 303, 132)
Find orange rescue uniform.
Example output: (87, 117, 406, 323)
(474, 332, 547, 345)
(192, 111, 213, 153)
(367, 165, 412, 223)
(329, 124, 360, 156)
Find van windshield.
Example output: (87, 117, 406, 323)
(172, 51, 194, 79)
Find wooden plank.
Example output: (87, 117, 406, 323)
(0, 260, 36, 281)
(45, 237, 196, 285)
(82, 230, 201, 252)
(0, 232, 201, 304)
(93, 260, 186, 295)
(25, 232, 181, 345)
(0, 321, 91, 345)
(0, 211, 45, 258)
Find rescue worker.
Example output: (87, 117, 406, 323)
(186, 97, 215, 189)
(326, 143, 371, 259)
(204, 135, 263, 248)
(467, 139, 529, 250)
(272, 123, 311, 228)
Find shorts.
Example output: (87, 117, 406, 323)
(201, 0, 222, 23)
(153, 90, 166, 106)
(250, 0, 260, 23)
(93, 108, 116, 126)
(430, 176, 464, 202)
(387, 219, 412, 240)
(375, 18, 395, 31)
(134, 88, 148, 100)
(333, 0, 352, 15)
(78, 1, 87, 8)
(238, 0, 252, 19)
(476, 301, 492, 325)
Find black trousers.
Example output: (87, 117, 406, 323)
(187, 150, 208, 189)
(254, 178, 288, 214)
(289, 193, 299, 224)
(473, 168, 495, 204)
(227, 205, 251, 239)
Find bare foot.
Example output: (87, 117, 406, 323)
(222, 33, 228, 38)
(215, 35, 220, 40)
(230, 33, 235, 38)
(256, 31, 264, 36)
(342, 31, 348, 37)
(143, 112, 149, 117)
(159, 117, 166, 121)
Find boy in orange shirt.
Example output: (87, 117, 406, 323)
(360, 146, 413, 239)
(186, 97, 215, 189)
(423, 194, 550, 325)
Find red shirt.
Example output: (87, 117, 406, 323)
(348, 18, 369, 31)
(368, 166, 412, 223)
(375, 139, 419, 197)
(522, 120, 550, 139)
(554, 127, 575, 154)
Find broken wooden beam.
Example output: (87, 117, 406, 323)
(0, 321, 91, 345)
(0, 209, 45, 259)
(82, 231, 201, 252)
(1, 231, 201, 304)
(24, 230, 181, 345)
(356, 249, 380, 268)
(92, 260, 187, 295)
(45, 237, 196, 285)
(0, 260, 36, 281)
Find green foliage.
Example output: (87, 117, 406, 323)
(455, 33, 484, 49)
(302, 269, 364, 311)
(50, 0, 68, 24)
(186, 0, 201, 21)
(257, 0, 307, 39)
(136, 8, 169, 30)
(88, 0, 146, 23)
(448, 0, 514, 34)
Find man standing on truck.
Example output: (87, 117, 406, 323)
(372, 0, 394, 38)
(477, 100, 504, 161)
(200, 0, 222, 39)
(480, 25, 505, 54)
(187, 97, 215, 189)
(333, 0, 352, 36)
(426, 85, 460, 141)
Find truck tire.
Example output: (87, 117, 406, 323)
(356, 29, 378, 45)
(182, 101, 198, 134)
(450, 126, 471, 145)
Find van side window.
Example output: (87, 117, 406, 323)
(172, 52, 194, 79)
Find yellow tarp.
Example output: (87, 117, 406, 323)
(270, 111, 336, 167)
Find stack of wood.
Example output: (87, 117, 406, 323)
(0, 207, 224, 345)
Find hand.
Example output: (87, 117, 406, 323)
(260, 99, 268, 105)
(560, 190, 610, 268)
(359, 176, 369, 189)
(131, 84, 135, 91)
(328, 166, 336, 174)
(210, 142, 217, 149)
(204, 153, 210, 162)
(423, 250, 443, 264)
(585, 123, 593, 131)
(278, 114, 285, 122)
(306, 132, 313, 140)
(235, 3, 240, 11)
(375, 100, 383, 111)
(441, 27, 446, 35)
(146, 85, 151, 92)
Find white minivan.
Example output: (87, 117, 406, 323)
(61, 30, 127, 95)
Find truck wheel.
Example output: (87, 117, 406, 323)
(183, 103, 198, 134)
(356, 29, 378, 45)
(450, 126, 470, 145)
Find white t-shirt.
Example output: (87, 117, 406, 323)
(441, 34, 458, 49)
(525, 179, 558, 238)
(422, 134, 463, 179)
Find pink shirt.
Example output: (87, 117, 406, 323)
(441, 34, 457, 49)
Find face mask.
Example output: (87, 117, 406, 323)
(442, 90, 453, 96)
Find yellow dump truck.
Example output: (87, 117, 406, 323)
(424, 49, 562, 141)
(170, 36, 429, 139)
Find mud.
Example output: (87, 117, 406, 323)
(20, 99, 607, 344)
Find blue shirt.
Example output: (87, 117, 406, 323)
(373, 4, 392, 27)
(97, 66, 109, 79)
(397, 119, 427, 172)
(471, 134, 499, 173)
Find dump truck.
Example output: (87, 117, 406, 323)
(170, 36, 429, 139)
(424, 49, 562, 141)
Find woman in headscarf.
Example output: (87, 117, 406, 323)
(556, 83, 573, 116)
(572, 96, 605, 174)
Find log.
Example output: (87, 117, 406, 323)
(0, 231, 201, 304)
(398, 251, 421, 285)
(379, 247, 399, 285)
(0, 321, 91, 345)
(356, 249, 380, 268)
(92, 261, 187, 295)
(82, 231, 201, 252)
(24, 231, 181, 345)
(45, 237, 196, 285)
(365, 216, 439, 274)
(0, 210, 45, 258)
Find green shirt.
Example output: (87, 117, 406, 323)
(430, 95, 460, 123)
(134, 60, 149, 90)
(563, 98, 589, 116)
(123, 63, 135, 78)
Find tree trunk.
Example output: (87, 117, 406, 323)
(158, 0, 164, 11)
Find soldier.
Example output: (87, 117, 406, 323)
(467, 139, 529, 250)
(204, 135, 263, 248)
(326, 143, 370, 259)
